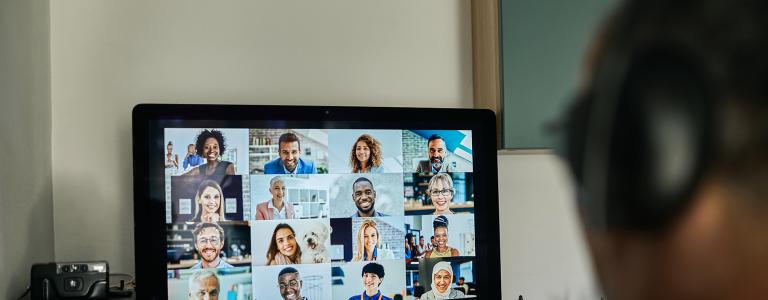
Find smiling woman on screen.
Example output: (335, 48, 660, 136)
(184, 129, 235, 176)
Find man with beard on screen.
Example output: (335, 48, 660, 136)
(264, 132, 317, 174)
(351, 177, 388, 218)
(416, 135, 455, 174)
(190, 223, 233, 269)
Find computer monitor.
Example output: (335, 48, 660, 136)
(132, 104, 500, 299)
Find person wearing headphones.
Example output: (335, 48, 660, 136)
(558, 0, 768, 299)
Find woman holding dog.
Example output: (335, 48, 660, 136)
(352, 219, 395, 261)
(266, 223, 303, 265)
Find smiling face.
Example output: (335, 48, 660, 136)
(202, 137, 220, 163)
(362, 273, 382, 296)
(433, 269, 452, 293)
(279, 141, 300, 172)
(355, 141, 371, 164)
(353, 180, 376, 215)
(270, 180, 286, 202)
(199, 186, 222, 215)
(434, 227, 449, 250)
(275, 228, 298, 257)
(188, 275, 219, 300)
(427, 138, 447, 168)
(278, 272, 302, 300)
(363, 226, 379, 253)
(430, 179, 454, 212)
(195, 227, 223, 264)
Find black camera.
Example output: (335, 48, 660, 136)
(31, 261, 109, 299)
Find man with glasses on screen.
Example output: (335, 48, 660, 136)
(278, 267, 308, 300)
(188, 270, 220, 300)
(351, 177, 388, 218)
(264, 132, 317, 174)
(416, 134, 455, 174)
(191, 223, 233, 269)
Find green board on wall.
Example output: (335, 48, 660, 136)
(500, 0, 616, 149)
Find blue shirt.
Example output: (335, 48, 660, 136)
(189, 259, 233, 269)
(263, 158, 317, 174)
(351, 210, 388, 218)
(348, 291, 393, 300)
(183, 154, 204, 170)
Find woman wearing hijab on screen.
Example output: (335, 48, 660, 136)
(192, 180, 226, 223)
(422, 261, 465, 299)
(428, 173, 456, 215)
(184, 129, 235, 176)
(352, 219, 395, 261)
(424, 216, 459, 258)
(266, 223, 303, 265)
(350, 134, 384, 173)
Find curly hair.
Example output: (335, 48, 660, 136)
(352, 219, 381, 261)
(266, 223, 302, 265)
(195, 129, 226, 159)
(349, 134, 382, 173)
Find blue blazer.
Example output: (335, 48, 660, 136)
(263, 158, 317, 174)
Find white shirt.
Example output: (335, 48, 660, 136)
(268, 199, 287, 219)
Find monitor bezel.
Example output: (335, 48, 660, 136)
(132, 104, 501, 299)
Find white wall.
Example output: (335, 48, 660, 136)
(0, 0, 54, 298)
(50, 0, 472, 275)
(498, 152, 600, 299)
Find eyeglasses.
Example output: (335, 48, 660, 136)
(429, 189, 453, 196)
(279, 280, 300, 289)
(196, 237, 221, 246)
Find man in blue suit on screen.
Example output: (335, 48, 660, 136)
(264, 132, 317, 174)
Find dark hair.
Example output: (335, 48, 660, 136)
(352, 177, 374, 191)
(598, 0, 768, 204)
(361, 262, 385, 278)
(459, 277, 465, 281)
(427, 134, 444, 144)
(278, 267, 299, 277)
(192, 180, 226, 221)
(192, 222, 225, 244)
(350, 134, 383, 172)
(267, 223, 302, 263)
(278, 132, 301, 150)
(195, 129, 226, 158)
(433, 215, 449, 230)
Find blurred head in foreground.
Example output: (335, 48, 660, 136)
(560, 0, 768, 299)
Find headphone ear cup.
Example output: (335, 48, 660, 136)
(567, 48, 714, 231)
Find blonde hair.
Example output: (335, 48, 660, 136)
(352, 219, 380, 261)
(428, 173, 454, 198)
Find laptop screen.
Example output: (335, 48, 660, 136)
(133, 105, 500, 299)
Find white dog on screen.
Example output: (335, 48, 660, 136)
(301, 222, 331, 264)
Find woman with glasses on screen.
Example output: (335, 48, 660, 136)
(352, 219, 395, 261)
(424, 216, 459, 258)
(192, 180, 226, 223)
(266, 223, 303, 265)
(428, 173, 455, 215)
(350, 134, 384, 173)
